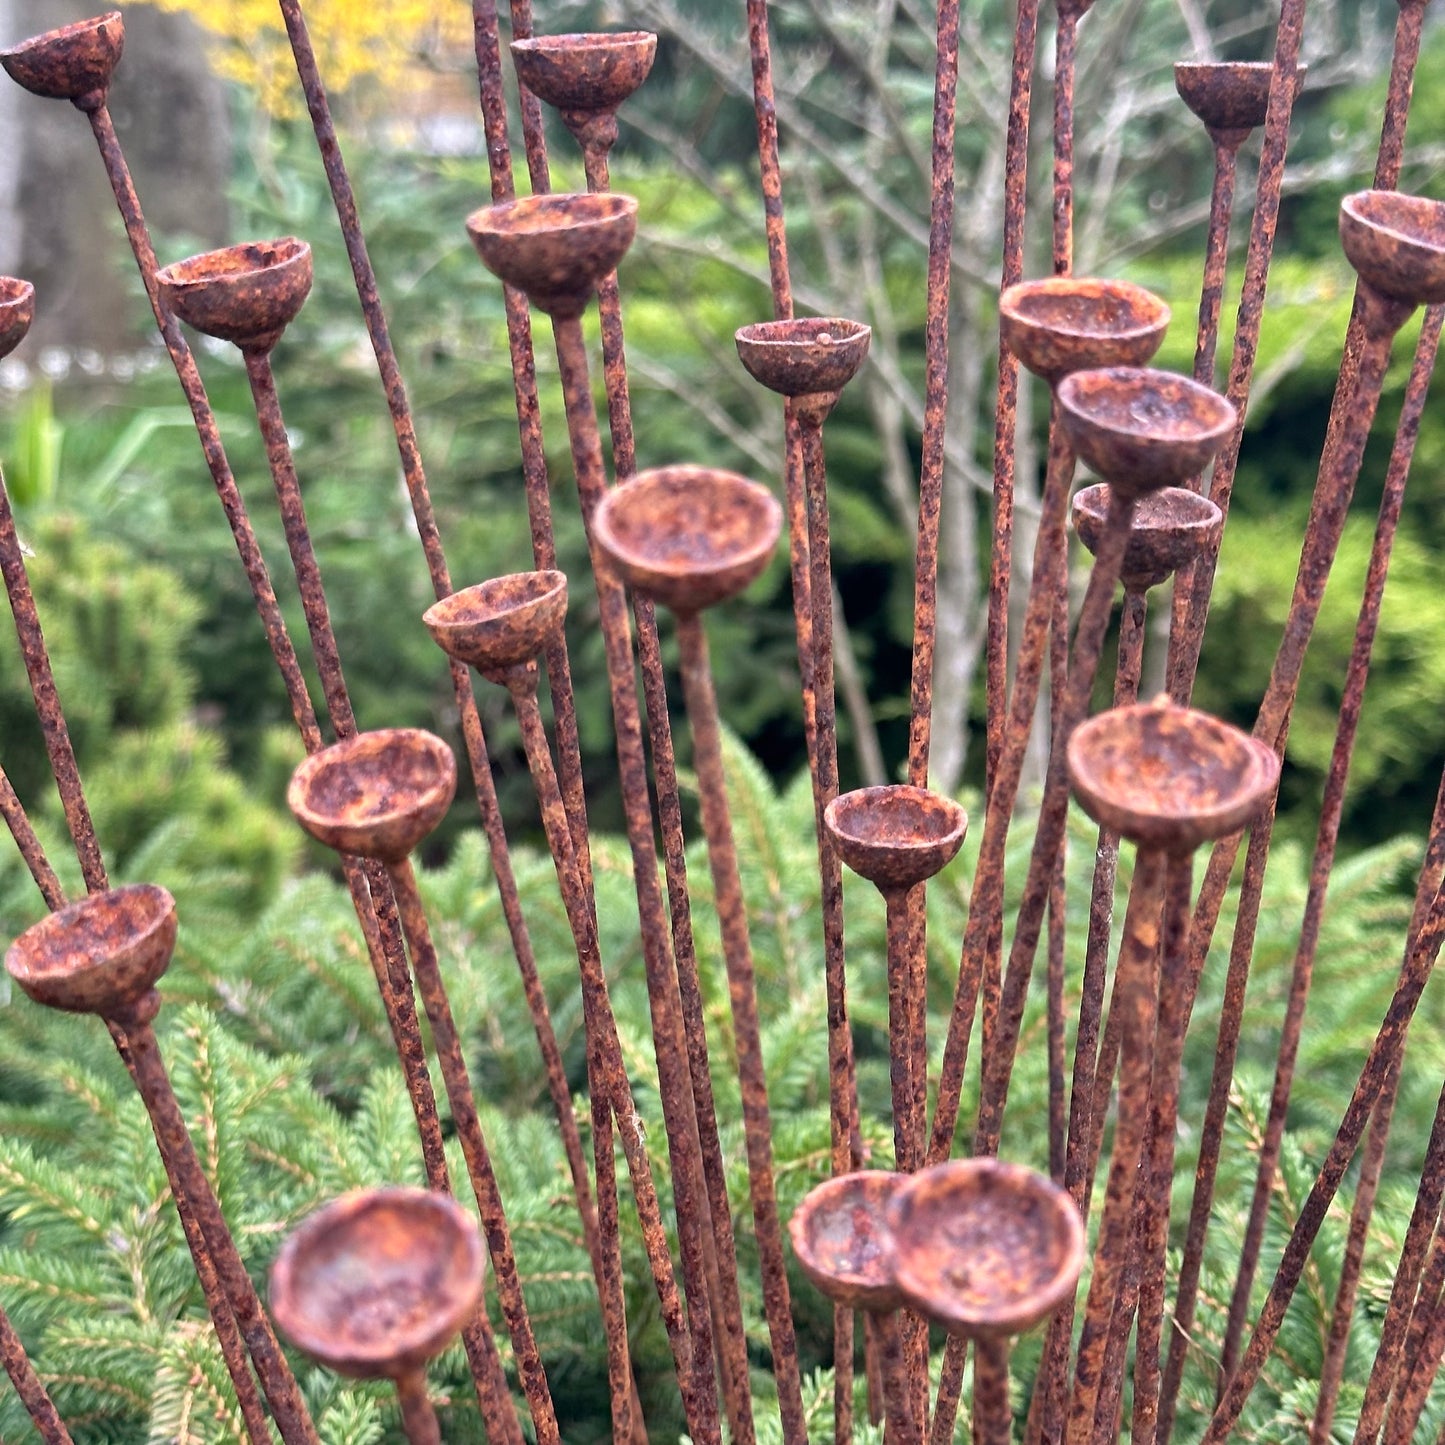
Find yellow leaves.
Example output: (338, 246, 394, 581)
(150, 0, 473, 115)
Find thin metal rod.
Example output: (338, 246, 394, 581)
(1163, 0, 1308, 702)
(876, 1310, 922, 1445)
(551, 311, 723, 1445)
(1210, 294, 1419, 1391)
(384, 857, 561, 1445)
(974, 1337, 1013, 1445)
(906, 0, 962, 787)
(505, 0, 550, 196)
(469, 0, 591, 889)
(0, 758, 64, 910)
(0, 1304, 74, 1445)
(0, 482, 276, 1445)
(1353, 1078, 1445, 1445)
(1063, 848, 1166, 1445)
(930, 423, 1077, 1163)
(970, 489, 1139, 1157)
(674, 608, 807, 1444)
(1191, 136, 1243, 392)
(1052, 5, 1079, 277)
(0, 482, 107, 893)
(1046, 564, 1070, 1185)
(575, 136, 757, 1445)
(506, 667, 710, 1441)
(984, 0, 1043, 796)
(1379, 1221, 1445, 1445)
(116, 1005, 319, 1444)
(395, 1369, 443, 1445)
(1126, 852, 1201, 1445)
(1027, 584, 1146, 1445)
(233, 344, 528, 1431)
(1199, 880, 1445, 1444)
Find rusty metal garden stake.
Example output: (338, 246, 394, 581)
(424, 570, 708, 1445)
(891, 1160, 1085, 1445)
(929, 277, 1169, 1169)
(288, 730, 561, 1445)
(271, 1188, 485, 1445)
(1198, 869, 1445, 1444)
(736, 315, 872, 1328)
(0, 45, 528, 1430)
(594, 464, 809, 1445)
(1190, 189, 1445, 1399)
(512, 55, 756, 1436)
(1174, 63, 1300, 393)
(964, 365, 1236, 1167)
(825, 783, 967, 1431)
(1051, 0, 1092, 276)
(467, 190, 726, 1445)
(1062, 702, 1278, 1445)
(148, 236, 523, 1435)
(5, 886, 320, 1444)
(0, 1304, 75, 1445)
(1026, 483, 1222, 1445)
(985, 0, 1043, 796)
(790, 1172, 920, 1445)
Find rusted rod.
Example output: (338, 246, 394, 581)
(0, 477, 277, 1445)
(1199, 879, 1445, 1444)
(1379, 1219, 1445, 1445)
(548, 306, 723, 1445)
(0, 758, 64, 911)
(1052, 2, 1082, 277)
(566, 119, 756, 1445)
(1062, 849, 1165, 1445)
(673, 606, 809, 1444)
(119, 1001, 320, 1445)
(1163, 0, 1308, 702)
(906, 0, 962, 788)
(984, 0, 1043, 795)
(470, 0, 591, 888)
(1352, 1077, 1445, 1445)
(0, 482, 107, 894)
(0, 1304, 75, 1445)
(384, 856, 561, 1445)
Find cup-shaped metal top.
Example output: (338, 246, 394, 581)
(824, 785, 967, 893)
(1068, 698, 1280, 852)
(1340, 191, 1445, 309)
(789, 1171, 906, 1313)
(0, 277, 36, 360)
(734, 317, 872, 401)
(510, 31, 657, 116)
(0, 11, 122, 103)
(1072, 483, 1223, 591)
(270, 1186, 484, 1380)
(288, 729, 457, 863)
(466, 193, 638, 319)
(999, 277, 1169, 385)
(156, 238, 313, 353)
(593, 465, 782, 614)
(886, 1159, 1085, 1339)
(423, 570, 567, 674)
(1174, 62, 1303, 137)
(1057, 367, 1235, 499)
(6, 882, 176, 1016)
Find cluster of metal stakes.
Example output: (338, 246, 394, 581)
(4, 0, 1445, 1442)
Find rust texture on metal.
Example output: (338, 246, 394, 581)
(594, 465, 809, 1443)
(0, 762, 65, 911)
(906, 0, 961, 788)
(0, 10, 121, 105)
(467, 199, 728, 1436)
(6, 888, 320, 1443)
(270, 1187, 483, 1444)
(1200, 879, 1445, 1443)
(984, 0, 1042, 796)
(0, 275, 36, 357)
(0, 1303, 75, 1445)
(1163, 0, 1310, 702)
(0, 483, 109, 893)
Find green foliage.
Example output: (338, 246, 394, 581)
(0, 727, 1436, 1440)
